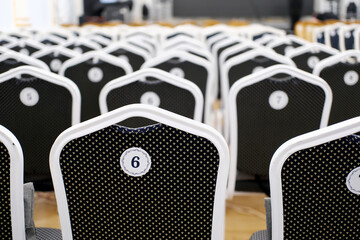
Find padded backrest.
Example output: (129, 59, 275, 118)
(0, 53, 49, 74)
(0, 66, 80, 182)
(51, 104, 228, 240)
(314, 52, 360, 125)
(225, 49, 295, 90)
(60, 52, 132, 121)
(101, 74, 203, 124)
(280, 135, 360, 239)
(142, 51, 213, 124)
(229, 66, 331, 178)
(270, 118, 360, 240)
(291, 51, 334, 73)
(0, 138, 13, 238)
(0, 125, 25, 240)
(107, 47, 147, 71)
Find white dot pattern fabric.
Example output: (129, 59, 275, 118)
(282, 135, 360, 239)
(59, 123, 220, 239)
(0, 142, 12, 239)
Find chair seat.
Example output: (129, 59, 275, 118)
(250, 230, 268, 240)
(36, 228, 62, 240)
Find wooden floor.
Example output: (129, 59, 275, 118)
(34, 192, 267, 240)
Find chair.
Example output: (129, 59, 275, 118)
(0, 125, 25, 239)
(313, 50, 360, 125)
(0, 66, 80, 184)
(61, 38, 101, 54)
(251, 116, 360, 239)
(59, 51, 132, 121)
(0, 125, 63, 239)
(0, 51, 49, 74)
(286, 43, 339, 73)
(99, 68, 204, 125)
(5, 39, 45, 56)
(338, 25, 357, 51)
(227, 65, 332, 197)
(50, 104, 229, 240)
(221, 48, 295, 100)
(103, 41, 150, 71)
(221, 49, 296, 140)
(142, 50, 215, 125)
(266, 35, 308, 56)
(31, 46, 79, 73)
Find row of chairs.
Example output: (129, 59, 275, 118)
(1, 24, 360, 194)
(2, 99, 360, 239)
(0, 23, 360, 239)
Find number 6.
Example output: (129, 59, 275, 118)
(131, 156, 140, 168)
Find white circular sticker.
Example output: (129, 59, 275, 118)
(120, 147, 151, 177)
(284, 46, 294, 55)
(19, 48, 29, 56)
(20, 87, 39, 107)
(50, 59, 62, 72)
(269, 90, 289, 110)
(73, 47, 83, 54)
(252, 66, 265, 74)
(344, 71, 359, 86)
(346, 167, 360, 195)
(307, 56, 320, 69)
(119, 55, 129, 62)
(140, 91, 161, 107)
(88, 67, 104, 83)
(170, 67, 185, 78)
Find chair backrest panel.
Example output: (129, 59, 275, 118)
(318, 62, 360, 125)
(108, 48, 146, 71)
(291, 51, 333, 73)
(59, 123, 220, 239)
(228, 57, 282, 87)
(63, 60, 128, 121)
(281, 135, 360, 239)
(0, 76, 73, 181)
(0, 141, 12, 239)
(106, 81, 197, 123)
(234, 77, 327, 175)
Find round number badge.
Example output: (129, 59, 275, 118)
(20, 87, 39, 107)
(170, 67, 185, 78)
(269, 90, 289, 110)
(88, 67, 104, 83)
(344, 70, 359, 86)
(140, 91, 161, 107)
(120, 148, 152, 177)
(346, 167, 360, 195)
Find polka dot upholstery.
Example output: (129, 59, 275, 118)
(281, 135, 360, 239)
(59, 123, 220, 239)
(0, 142, 12, 239)
(319, 62, 360, 125)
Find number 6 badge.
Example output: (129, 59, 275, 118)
(120, 147, 152, 177)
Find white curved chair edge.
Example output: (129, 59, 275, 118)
(50, 104, 230, 240)
(269, 116, 360, 240)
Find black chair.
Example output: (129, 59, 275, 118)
(142, 50, 215, 124)
(50, 104, 229, 240)
(103, 42, 150, 71)
(251, 116, 360, 239)
(0, 66, 80, 186)
(0, 51, 49, 74)
(286, 43, 339, 73)
(31, 46, 79, 73)
(227, 65, 332, 197)
(59, 51, 132, 121)
(313, 50, 360, 125)
(99, 68, 204, 126)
